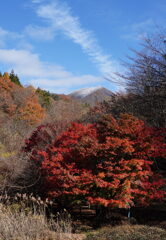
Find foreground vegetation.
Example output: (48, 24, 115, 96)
(0, 202, 74, 240)
(1, 198, 166, 240)
(86, 225, 166, 240)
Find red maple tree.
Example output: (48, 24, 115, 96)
(26, 114, 166, 209)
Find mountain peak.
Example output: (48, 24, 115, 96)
(70, 86, 103, 99)
(69, 86, 113, 105)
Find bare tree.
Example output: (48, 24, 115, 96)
(112, 32, 166, 127)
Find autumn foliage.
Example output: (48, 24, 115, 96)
(26, 114, 166, 209)
(0, 75, 45, 124)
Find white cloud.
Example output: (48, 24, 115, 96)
(0, 48, 102, 93)
(25, 25, 55, 41)
(35, 0, 120, 79)
(0, 49, 43, 77)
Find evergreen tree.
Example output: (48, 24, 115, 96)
(9, 70, 22, 86)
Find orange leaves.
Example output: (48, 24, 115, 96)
(0, 76, 17, 115)
(19, 96, 45, 124)
(0, 74, 45, 125)
(98, 172, 105, 178)
(118, 113, 145, 136)
(0, 75, 14, 92)
(104, 136, 135, 155)
(89, 197, 111, 207)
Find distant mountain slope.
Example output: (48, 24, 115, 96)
(69, 86, 113, 105)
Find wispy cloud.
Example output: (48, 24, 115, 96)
(0, 48, 102, 93)
(0, 24, 104, 93)
(0, 0, 122, 93)
(0, 27, 23, 48)
(25, 25, 55, 41)
(122, 19, 155, 41)
(34, 0, 119, 79)
(0, 26, 34, 50)
(0, 28, 10, 47)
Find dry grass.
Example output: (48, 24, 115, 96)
(0, 204, 50, 240)
(0, 202, 73, 240)
(85, 224, 166, 240)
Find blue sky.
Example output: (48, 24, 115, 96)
(0, 0, 165, 93)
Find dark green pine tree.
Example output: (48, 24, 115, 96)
(9, 70, 22, 86)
